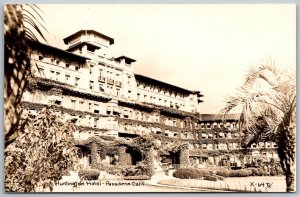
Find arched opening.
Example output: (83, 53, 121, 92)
(124, 147, 142, 166)
(170, 151, 180, 169)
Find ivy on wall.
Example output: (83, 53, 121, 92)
(26, 77, 111, 102)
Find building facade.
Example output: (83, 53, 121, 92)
(21, 30, 279, 173)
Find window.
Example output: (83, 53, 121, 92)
(75, 66, 79, 71)
(38, 56, 43, 60)
(56, 60, 60, 65)
(37, 67, 44, 75)
(94, 118, 98, 128)
(232, 123, 237, 128)
(137, 93, 140, 100)
(71, 100, 76, 110)
(89, 81, 94, 90)
(99, 84, 104, 92)
(90, 65, 94, 74)
(128, 90, 131, 98)
(75, 77, 80, 87)
(54, 100, 61, 105)
(50, 70, 55, 79)
(66, 63, 70, 68)
(94, 104, 99, 113)
(88, 103, 92, 111)
(116, 88, 120, 96)
(127, 76, 131, 85)
(65, 74, 70, 82)
(55, 72, 60, 81)
(79, 101, 84, 108)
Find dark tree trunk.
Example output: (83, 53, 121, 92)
(277, 121, 296, 192)
(4, 4, 31, 147)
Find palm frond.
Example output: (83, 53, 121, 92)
(22, 4, 47, 43)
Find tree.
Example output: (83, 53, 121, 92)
(221, 62, 296, 192)
(4, 4, 47, 147)
(4, 108, 79, 192)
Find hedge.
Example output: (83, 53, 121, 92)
(216, 168, 268, 178)
(123, 175, 150, 180)
(215, 169, 231, 177)
(78, 169, 100, 180)
(205, 175, 218, 181)
(173, 168, 210, 179)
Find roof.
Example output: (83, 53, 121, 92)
(135, 74, 199, 94)
(28, 40, 89, 62)
(115, 56, 136, 64)
(66, 41, 100, 52)
(200, 113, 241, 122)
(63, 30, 114, 45)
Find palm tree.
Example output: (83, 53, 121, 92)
(4, 4, 46, 147)
(221, 62, 296, 192)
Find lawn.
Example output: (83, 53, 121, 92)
(158, 176, 286, 192)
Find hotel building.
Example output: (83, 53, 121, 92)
(21, 30, 279, 172)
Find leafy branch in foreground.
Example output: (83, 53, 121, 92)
(5, 108, 79, 192)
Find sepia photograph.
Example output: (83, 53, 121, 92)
(4, 4, 296, 192)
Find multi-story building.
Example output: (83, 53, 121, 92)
(21, 29, 278, 172)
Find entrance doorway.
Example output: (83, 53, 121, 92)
(125, 147, 142, 165)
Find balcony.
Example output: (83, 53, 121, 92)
(107, 79, 114, 85)
(115, 81, 122, 87)
(98, 76, 106, 82)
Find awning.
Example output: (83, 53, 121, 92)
(219, 132, 224, 137)
(106, 106, 112, 111)
(208, 134, 213, 137)
(202, 133, 208, 137)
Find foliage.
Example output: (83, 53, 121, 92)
(205, 175, 218, 181)
(4, 4, 47, 147)
(4, 108, 79, 192)
(27, 77, 111, 102)
(78, 169, 100, 180)
(173, 168, 210, 179)
(123, 175, 150, 180)
(221, 62, 296, 191)
(121, 163, 147, 176)
(4, 4, 31, 147)
(216, 169, 231, 178)
(216, 168, 268, 178)
(228, 169, 253, 177)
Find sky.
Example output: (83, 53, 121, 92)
(37, 4, 296, 114)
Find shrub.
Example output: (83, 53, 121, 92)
(214, 175, 225, 181)
(229, 169, 252, 177)
(123, 175, 150, 180)
(248, 168, 259, 176)
(78, 169, 100, 180)
(205, 175, 218, 181)
(173, 168, 210, 179)
(121, 163, 147, 176)
(216, 169, 230, 177)
(257, 168, 268, 176)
